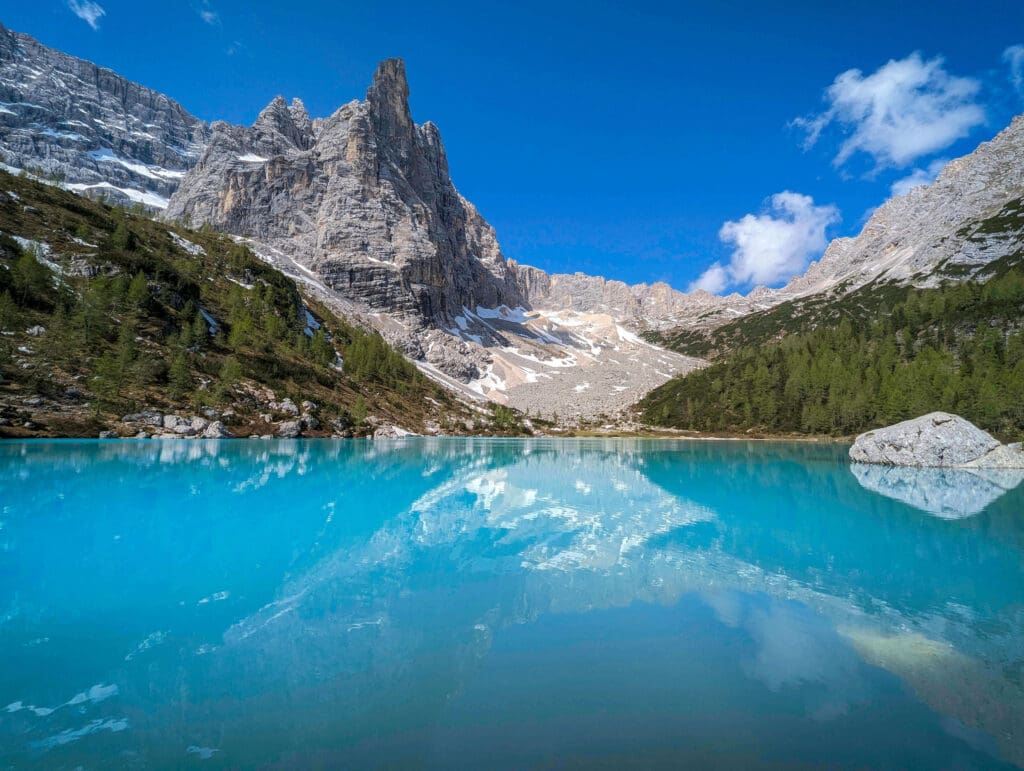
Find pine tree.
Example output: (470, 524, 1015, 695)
(11, 249, 52, 306)
(191, 312, 208, 345)
(127, 272, 148, 311)
(351, 395, 367, 427)
(0, 290, 19, 331)
(168, 351, 192, 400)
(309, 329, 334, 367)
(110, 221, 134, 251)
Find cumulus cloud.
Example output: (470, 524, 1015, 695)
(688, 263, 728, 294)
(889, 157, 948, 197)
(689, 192, 839, 294)
(66, 0, 105, 30)
(1005, 45, 1024, 94)
(794, 53, 984, 170)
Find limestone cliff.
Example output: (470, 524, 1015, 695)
(165, 60, 526, 327)
(0, 22, 208, 207)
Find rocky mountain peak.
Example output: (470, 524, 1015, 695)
(367, 58, 411, 113)
(365, 58, 416, 161)
(288, 98, 313, 141)
(165, 57, 526, 334)
(253, 95, 312, 151)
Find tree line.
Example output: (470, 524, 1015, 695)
(641, 266, 1024, 440)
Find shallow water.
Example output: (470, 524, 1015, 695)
(1, 438, 1022, 769)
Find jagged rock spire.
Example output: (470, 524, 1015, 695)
(366, 58, 415, 160)
(252, 95, 314, 151)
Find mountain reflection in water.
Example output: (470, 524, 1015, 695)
(1, 438, 1022, 769)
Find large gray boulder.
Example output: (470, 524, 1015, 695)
(849, 412, 1023, 468)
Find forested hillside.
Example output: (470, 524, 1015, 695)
(0, 170, 498, 437)
(641, 262, 1024, 441)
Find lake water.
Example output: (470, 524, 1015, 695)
(1, 438, 1022, 769)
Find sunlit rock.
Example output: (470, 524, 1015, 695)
(850, 412, 1024, 468)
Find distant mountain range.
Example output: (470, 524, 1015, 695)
(1, 21, 1021, 422)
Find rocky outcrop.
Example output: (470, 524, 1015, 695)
(511, 265, 741, 332)
(0, 23, 208, 207)
(849, 412, 1024, 468)
(165, 59, 525, 327)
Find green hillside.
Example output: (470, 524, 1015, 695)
(641, 254, 1024, 441)
(0, 170, 497, 438)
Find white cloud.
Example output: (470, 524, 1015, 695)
(1004, 45, 1024, 94)
(794, 53, 984, 170)
(688, 263, 728, 294)
(691, 192, 839, 295)
(66, 0, 105, 30)
(195, 1, 220, 25)
(889, 157, 948, 197)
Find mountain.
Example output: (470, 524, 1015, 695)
(162, 58, 703, 420)
(0, 23, 208, 208)
(639, 116, 1024, 439)
(0, 169, 494, 439)
(166, 60, 526, 329)
(0, 26, 701, 422)
(529, 114, 1024, 339)
(649, 115, 1024, 358)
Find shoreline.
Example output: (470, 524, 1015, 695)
(0, 430, 853, 443)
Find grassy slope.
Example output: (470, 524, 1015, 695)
(0, 170, 515, 437)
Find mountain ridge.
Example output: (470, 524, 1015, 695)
(0, 22, 208, 207)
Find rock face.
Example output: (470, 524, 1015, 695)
(166, 59, 525, 327)
(512, 266, 736, 332)
(849, 412, 1024, 468)
(0, 23, 208, 208)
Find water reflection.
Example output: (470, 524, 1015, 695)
(851, 462, 1024, 518)
(1, 439, 1022, 768)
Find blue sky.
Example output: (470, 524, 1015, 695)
(5, 0, 1024, 292)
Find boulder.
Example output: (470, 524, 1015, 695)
(163, 414, 187, 430)
(373, 424, 417, 439)
(123, 410, 163, 427)
(98, 430, 118, 439)
(270, 398, 299, 416)
(275, 420, 302, 439)
(849, 412, 1023, 468)
(201, 421, 233, 438)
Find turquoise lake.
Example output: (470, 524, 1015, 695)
(1, 438, 1023, 769)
